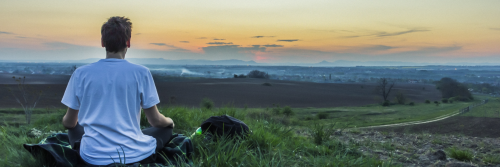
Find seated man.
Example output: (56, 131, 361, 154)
(61, 16, 174, 166)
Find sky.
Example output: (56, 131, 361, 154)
(1, 0, 500, 64)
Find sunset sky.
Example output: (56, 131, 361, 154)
(1, 0, 500, 64)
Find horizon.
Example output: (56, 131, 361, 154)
(1, 1, 500, 64)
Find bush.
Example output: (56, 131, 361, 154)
(262, 83, 272, 86)
(201, 98, 214, 110)
(305, 116, 314, 120)
(395, 92, 406, 105)
(442, 98, 448, 103)
(272, 104, 281, 115)
(436, 77, 473, 101)
(434, 101, 440, 106)
(382, 100, 390, 106)
(317, 112, 329, 119)
(247, 70, 269, 79)
(282, 106, 294, 116)
(448, 147, 473, 161)
(425, 100, 431, 104)
(310, 123, 335, 145)
(409, 102, 415, 106)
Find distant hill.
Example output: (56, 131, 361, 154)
(61, 58, 260, 65)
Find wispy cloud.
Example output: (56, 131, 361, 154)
(150, 43, 189, 51)
(196, 37, 207, 39)
(374, 29, 429, 37)
(213, 38, 225, 40)
(277, 39, 299, 42)
(490, 28, 500, 31)
(135, 33, 142, 35)
(150, 43, 166, 46)
(202, 45, 266, 56)
(263, 44, 284, 47)
(251, 36, 275, 38)
(339, 35, 360, 38)
(179, 41, 189, 43)
(16, 36, 27, 38)
(207, 42, 233, 45)
(0, 31, 13, 35)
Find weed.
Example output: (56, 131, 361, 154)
(316, 112, 328, 119)
(200, 98, 214, 110)
(483, 154, 500, 164)
(447, 147, 473, 161)
(282, 106, 294, 117)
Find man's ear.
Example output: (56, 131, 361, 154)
(101, 38, 105, 47)
(126, 40, 130, 48)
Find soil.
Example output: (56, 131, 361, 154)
(374, 116, 500, 138)
(0, 74, 442, 108)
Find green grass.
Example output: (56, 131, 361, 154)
(0, 106, 393, 167)
(284, 99, 481, 128)
(460, 97, 500, 118)
(447, 147, 473, 161)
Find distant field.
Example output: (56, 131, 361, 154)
(460, 97, 500, 118)
(0, 77, 443, 109)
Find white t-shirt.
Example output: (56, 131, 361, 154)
(61, 59, 159, 165)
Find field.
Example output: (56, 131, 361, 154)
(2, 76, 499, 166)
(0, 76, 442, 108)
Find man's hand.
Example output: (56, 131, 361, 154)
(62, 108, 79, 129)
(143, 105, 174, 128)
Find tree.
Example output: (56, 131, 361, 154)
(376, 78, 395, 102)
(8, 76, 43, 124)
(247, 70, 269, 79)
(435, 77, 473, 101)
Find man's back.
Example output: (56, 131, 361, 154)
(62, 58, 159, 165)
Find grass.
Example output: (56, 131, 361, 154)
(447, 147, 473, 162)
(460, 97, 500, 118)
(0, 106, 391, 167)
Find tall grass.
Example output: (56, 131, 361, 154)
(0, 106, 389, 166)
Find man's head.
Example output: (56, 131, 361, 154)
(101, 16, 132, 53)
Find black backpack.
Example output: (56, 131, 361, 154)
(200, 115, 250, 139)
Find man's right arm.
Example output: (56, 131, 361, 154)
(143, 105, 174, 128)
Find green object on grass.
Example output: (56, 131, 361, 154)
(196, 127, 202, 135)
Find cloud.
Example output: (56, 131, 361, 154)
(196, 37, 207, 39)
(251, 36, 275, 38)
(150, 43, 189, 51)
(179, 41, 190, 43)
(0, 31, 13, 35)
(277, 39, 299, 42)
(150, 43, 166, 46)
(202, 45, 266, 57)
(263, 44, 284, 47)
(16, 36, 27, 38)
(207, 42, 233, 45)
(339, 35, 360, 38)
(490, 28, 500, 31)
(135, 33, 142, 35)
(213, 38, 225, 40)
(374, 29, 429, 37)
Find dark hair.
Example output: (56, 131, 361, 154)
(101, 16, 132, 53)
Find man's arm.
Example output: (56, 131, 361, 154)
(62, 108, 79, 129)
(143, 105, 174, 128)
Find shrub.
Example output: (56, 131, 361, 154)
(425, 100, 431, 104)
(434, 101, 440, 106)
(409, 102, 415, 106)
(305, 116, 314, 120)
(382, 100, 390, 106)
(317, 112, 329, 119)
(247, 70, 269, 79)
(395, 92, 406, 105)
(442, 98, 448, 103)
(201, 98, 214, 110)
(282, 106, 294, 116)
(262, 83, 272, 86)
(272, 105, 281, 115)
(310, 123, 335, 145)
(448, 147, 473, 161)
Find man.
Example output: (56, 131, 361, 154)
(61, 16, 174, 166)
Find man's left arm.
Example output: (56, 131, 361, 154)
(62, 108, 79, 129)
